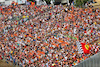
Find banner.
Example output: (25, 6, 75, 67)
(81, 43, 91, 54)
(76, 42, 91, 54)
(64, 35, 77, 40)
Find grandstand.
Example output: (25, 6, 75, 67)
(0, 1, 100, 67)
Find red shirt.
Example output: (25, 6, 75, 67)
(0, 8, 2, 11)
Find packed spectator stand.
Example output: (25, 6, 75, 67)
(0, 4, 100, 67)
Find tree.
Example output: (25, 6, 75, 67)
(75, 0, 83, 7)
(75, 0, 89, 7)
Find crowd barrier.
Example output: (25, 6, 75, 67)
(74, 52, 100, 67)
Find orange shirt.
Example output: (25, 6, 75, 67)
(14, 33, 17, 36)
(27, 40, 30, 42)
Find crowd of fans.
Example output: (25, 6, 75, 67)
(0, 4, 100, 67)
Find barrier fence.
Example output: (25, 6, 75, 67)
(74, 52, 100, 67)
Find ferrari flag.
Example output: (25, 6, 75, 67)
(31, 2, 35, 5)
(81, 43, 91, 54)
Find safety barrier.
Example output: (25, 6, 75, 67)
(74, 52, 100, 67)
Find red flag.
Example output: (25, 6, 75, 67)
(81, 43, 91, 54)
(31, 2, 35, 5)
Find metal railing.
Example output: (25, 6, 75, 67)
(74, 52, 100, 67)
